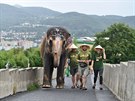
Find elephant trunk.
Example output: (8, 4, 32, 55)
(52, 37, 63, 67)
(53, 52, 61, 67)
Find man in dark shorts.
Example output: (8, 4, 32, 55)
(68, 44, 79, 89)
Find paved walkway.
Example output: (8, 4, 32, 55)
(1, 75, 119, 101)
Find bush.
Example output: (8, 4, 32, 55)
(95, 23, 135, 64)
(0, 47, 42, 69)
(27, 83, 40, 91)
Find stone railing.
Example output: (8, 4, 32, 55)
(0, 67, 57, 99)
(103, 61, 135, 101)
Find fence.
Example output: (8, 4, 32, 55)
(0, 67, 57, 99)
(103, 61, 135, 101)
(1, 61, 135, 100)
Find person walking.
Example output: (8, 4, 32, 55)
(68, 44, 79, 89)
(78, 44, 91, 90)
(90, 45, 106, 90)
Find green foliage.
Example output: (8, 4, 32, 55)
(15, 52, 28, 68)
(0, 47, 42, 69)
(0, 60, 6, 69)
(95, 23, 135, 64)
(27, 83, 39, 91)
(0, 50, 7, 69)
(24, 48, 42, 67)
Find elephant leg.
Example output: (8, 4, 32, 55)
(43, 54, 53, 88)
(56, 54, 66, 89)
(49, 65, 54, 86)
(43, 68, 51, 88)
(56, 68, 64, 89)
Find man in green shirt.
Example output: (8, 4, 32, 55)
(68, 44, 79, 89)
(91, 45, 106, 90)
(78, 44, 91, 90)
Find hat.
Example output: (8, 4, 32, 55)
(95, 45, 103, 49)
(79, 44, 90, 49)
(69, 44, 78, 49)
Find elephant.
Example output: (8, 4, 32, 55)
(40, 27, 72, 89)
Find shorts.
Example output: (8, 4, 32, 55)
(70, 66, 78, 76)
(78, 66, 89, 77)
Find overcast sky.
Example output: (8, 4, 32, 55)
(0, 0, 134, 16)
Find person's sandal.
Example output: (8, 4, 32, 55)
(76, 84, 79, 88)
(82, 87, 87, 90)
(71, 86, 75, 89)
(92, 84, 96, 89)
(92, 85, 95, 89)
(80, 85, 83, 89)
(100, 87, 103, 90)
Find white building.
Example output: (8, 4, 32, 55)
(0, 39, 37, 50)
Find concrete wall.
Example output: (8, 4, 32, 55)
(0, 67, 57, 99)
(103, 61, 135, 101)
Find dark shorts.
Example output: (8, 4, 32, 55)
(70, 67, 78, 76)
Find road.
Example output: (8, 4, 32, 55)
(1, 75, 119, 101)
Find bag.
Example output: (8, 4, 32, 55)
(79, 62, 87, 68)
(65, 67, 70, 77)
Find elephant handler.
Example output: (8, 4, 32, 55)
(67, 43, 79, 89)
(78, 44, 91, 90)
(90, 45, 106, 90)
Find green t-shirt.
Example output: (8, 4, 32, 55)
(68, 51, 79, 67)
(92, 52, 104, 69)
(78, 50, 91, 67)
(78, 50, 91, 60)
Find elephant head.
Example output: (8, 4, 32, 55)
(41, 27, 71, 67)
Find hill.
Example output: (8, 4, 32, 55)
(0, 4, 135, 37)
(0, 4, 61, 29)
(41, 12, 135, 36)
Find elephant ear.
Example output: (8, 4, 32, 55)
(40, 34, 51, 59)
(65, 36, 72, 50)
(40, 34, 46, 59)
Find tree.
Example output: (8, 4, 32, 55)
(24, 47, 42, 67)
(0, 50, 7, 68)
(0, 47, 42, 69)
(94, 23, 135, 64)
(15, 52, 28, 68)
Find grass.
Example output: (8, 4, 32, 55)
(27, 83, 40, 91)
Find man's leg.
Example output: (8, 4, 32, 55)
(76, 72, 80, 88)
(71, 75, 76, 88)
(78, 66, 83, 89)
(82, 67, 89, 90)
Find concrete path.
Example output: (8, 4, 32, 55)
(1, 75, 119, 101)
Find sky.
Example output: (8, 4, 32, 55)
(0, 0, 135, 16)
